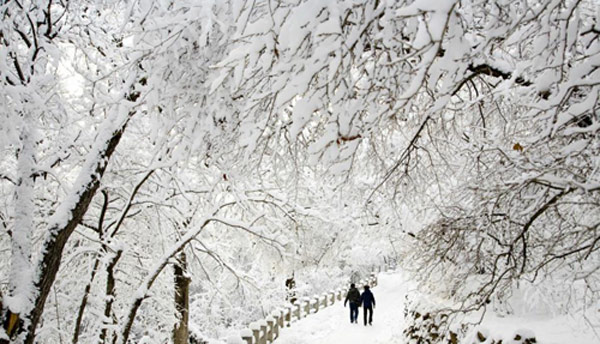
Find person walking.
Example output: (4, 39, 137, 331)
(360, 285, 375, 326)
(344, 283, 361, 323)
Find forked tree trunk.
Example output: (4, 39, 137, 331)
(0, 116, 131, 344)
(173, 251, 190, 344)
(23, 125, 127, 344)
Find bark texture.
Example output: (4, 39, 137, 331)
(173, 252, 190, 344)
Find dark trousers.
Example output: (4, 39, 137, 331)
(363, 306, 373, 325)
(349, 302, 359, 323)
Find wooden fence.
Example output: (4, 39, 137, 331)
(230, 267, 389, 344)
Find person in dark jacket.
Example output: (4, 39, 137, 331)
(344, 283, 361, 323)
(360, 285, 375, 326)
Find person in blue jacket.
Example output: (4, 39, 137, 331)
(360, 285, 375, 326)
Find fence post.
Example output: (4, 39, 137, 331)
(259, 322, 267, 344)
(329, 292, 335, 306)
(266, 318, 274, 342)
(303, 299, 310, 316)
(286, 306, 292, 326)
(273, 313, 281, 339)
(279, 307, 291, 329)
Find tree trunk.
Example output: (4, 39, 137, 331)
(173, 251, 190, 344)
(99, 250, 122, 344)
(73, 191, 110, 344)
(72, 258, 100, 344)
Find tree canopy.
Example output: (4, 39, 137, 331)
(1, 0, 599, 343)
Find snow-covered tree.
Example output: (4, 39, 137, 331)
(216, 0, 600, 331)
(1, 1, 388, 343)
(5, 0, 597, 342)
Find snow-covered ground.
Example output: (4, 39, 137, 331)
(273, 271, 599, 344)
(468, 311, 599, 344)
(276, 271, 408, 344)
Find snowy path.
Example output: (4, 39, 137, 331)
(275, 272, 408, 344)
(270, 270, 600, 344)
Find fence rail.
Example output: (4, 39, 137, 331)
(230, 265, 392, 344)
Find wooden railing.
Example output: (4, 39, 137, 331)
(229, 268, 387, 344)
